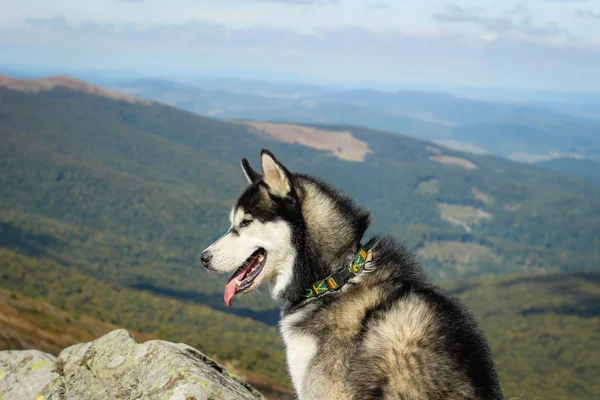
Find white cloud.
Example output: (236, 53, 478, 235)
(366, 2, 390, 10)
(575, 9, 600, 20)
(503, 3, 529, 16)
(433, 3, 572, 39)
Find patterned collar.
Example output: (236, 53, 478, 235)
(304, 245, 371, 300)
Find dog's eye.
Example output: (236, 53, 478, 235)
(240, 219, 253, 228)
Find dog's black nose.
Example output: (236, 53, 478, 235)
(200, 251, 212, 266)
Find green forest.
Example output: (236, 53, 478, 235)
(1, 84, 599, 399)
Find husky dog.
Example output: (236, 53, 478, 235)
(200, 150, 503, 400)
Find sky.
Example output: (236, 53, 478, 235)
(1, 0, 599, 90)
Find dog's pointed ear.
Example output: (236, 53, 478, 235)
(260, 149, 293, 197)
(241, 158, 262, 184)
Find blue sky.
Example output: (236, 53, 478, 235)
(1, 0, 599, 90)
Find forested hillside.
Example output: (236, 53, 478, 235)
(447, 271, 600, 400)
(1, 76, 599, 398)
(1, 82, 599, 289)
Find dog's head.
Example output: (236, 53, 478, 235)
(200, 150, 301, 306)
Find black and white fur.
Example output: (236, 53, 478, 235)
(201, 150, 504, 400)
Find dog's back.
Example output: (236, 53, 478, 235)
(281, 236, 503, 400)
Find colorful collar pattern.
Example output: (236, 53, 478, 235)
(304, 246, 369, 300)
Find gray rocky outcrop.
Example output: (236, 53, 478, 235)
(0, 329, 265, 400)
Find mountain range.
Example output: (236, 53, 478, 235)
(112, 77, 600, 176)
(0, 74, 599, 399)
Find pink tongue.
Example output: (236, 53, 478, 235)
(223, 256, 260, 307)
(224, 280, 238, 307)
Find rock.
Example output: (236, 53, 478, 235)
(0, 329, 265, 400)
(0, 350, 62, 399)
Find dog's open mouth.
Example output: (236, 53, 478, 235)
(224, 248, 267, 306)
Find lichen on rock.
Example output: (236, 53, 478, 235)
(0, 329, 265, 400)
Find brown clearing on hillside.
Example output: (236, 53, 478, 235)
(0, 288, 293, 399)
(425, 146, 443, 155)
(437, 203, 493, 233)
(0, 74, 150, 105)
(504, 204, 522, 211)
(430, 155, 478, 170)
(417, 241, 502, 276)
(416, 179, 439, 195)
(472, 187, 492, 204)
(239, 121, 373, 162)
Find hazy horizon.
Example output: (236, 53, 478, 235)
(4, 64, 600, 100)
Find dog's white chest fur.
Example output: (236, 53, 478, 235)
(280, 311, 318, 399)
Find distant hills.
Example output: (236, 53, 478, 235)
(0, 74, 148, 105)
(0, 74, 599, 399)
(537, 158, 600, 181)
(115, 78, 600, 177)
